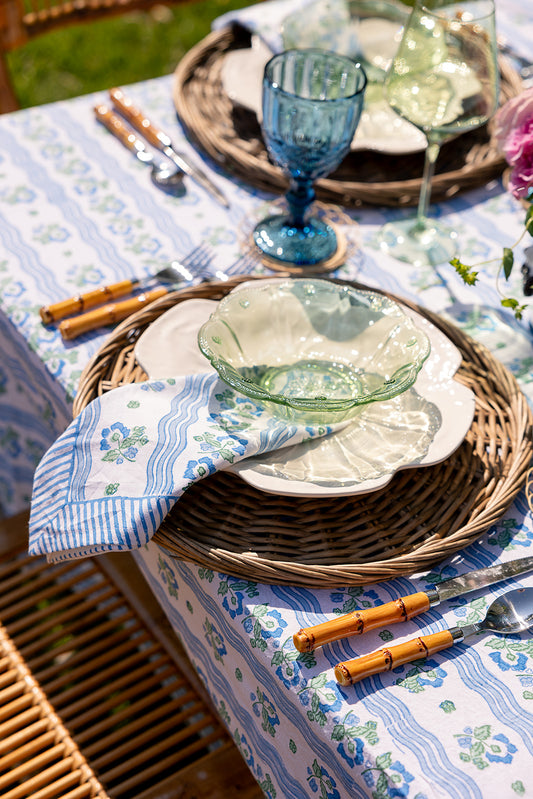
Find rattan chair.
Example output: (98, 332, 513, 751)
(0, 510, 262, 799)
(0, 0, 198, 113)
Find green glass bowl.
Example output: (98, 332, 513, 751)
(197, 279, 431, 423)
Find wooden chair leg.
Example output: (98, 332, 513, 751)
(0, 514, 263, 798)
(0, 50, 19, 113)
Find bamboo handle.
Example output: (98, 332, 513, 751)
(40, 280, 137, 324)
(109, 87, 163, 149)
(334, 629, 456, 686)
(293, 592, 431, 652)
(94, 103, 146, 153)
(58, 287, 168, 340)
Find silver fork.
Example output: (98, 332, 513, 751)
(164, 244, 232, 285)
(41, 243, 215, 324)
(151, 243, 213, 285)
(56, 246, 240, 340)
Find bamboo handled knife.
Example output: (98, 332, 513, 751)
(293, 556, 533, 652)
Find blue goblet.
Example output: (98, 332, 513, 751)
(253, 49, 366, 266)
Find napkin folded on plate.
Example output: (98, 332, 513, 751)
(29, 373, 335, 562)
(212, 0, 358, 57)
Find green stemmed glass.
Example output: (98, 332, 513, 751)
(377, 0, 499, 266)
(253, 49, 367, 266)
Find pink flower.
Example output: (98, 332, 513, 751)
(507, 139, 533, 200)
(492, 88, 533, 200)
(493, 87, 533, 156)
(501, 117, 533, 164)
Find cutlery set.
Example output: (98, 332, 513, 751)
(40, 244, 228, 340)
(100, 87, 229, 207)
(40, 86, 233, 341)
(95, 104, 185, 194)
(293, 556, 533, 686)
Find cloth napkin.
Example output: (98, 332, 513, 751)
(28, 373, 335, 562)
(212, 0, 358, 57)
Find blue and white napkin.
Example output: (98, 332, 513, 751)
(212, 0, 359, 57)
(29, 373, 335, 562)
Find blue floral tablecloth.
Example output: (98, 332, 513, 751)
(1, 2, 533, 795)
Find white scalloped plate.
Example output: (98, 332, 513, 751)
(220, 35, 427, 155)
(134, 290, 475, 498)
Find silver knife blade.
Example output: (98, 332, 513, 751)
(429, 556, 533, 604)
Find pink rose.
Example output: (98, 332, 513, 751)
(492, 88, 533, 199)
(493, 88, 533, 152)
(501, 117, 533, 164)
(507, 141, 533, 200)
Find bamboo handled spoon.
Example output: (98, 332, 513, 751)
(94, 104, 184, 194)
(334, 587, 533, 687)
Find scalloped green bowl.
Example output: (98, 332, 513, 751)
(198, 278, 431, 422)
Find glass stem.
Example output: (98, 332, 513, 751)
(286, 177, 315, 228)
(415, 140, 441, 232)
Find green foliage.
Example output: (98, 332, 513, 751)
(8, 1, 251, 108)
(451, 203, 532, 319)
(449, 257, 478, 285)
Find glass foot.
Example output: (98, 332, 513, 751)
(253, 214, 338, 265)
(377, 217, 458, 267)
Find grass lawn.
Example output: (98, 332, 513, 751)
(7, 0, 252, 108)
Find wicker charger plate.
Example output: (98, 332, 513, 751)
(172, 25, 523, 208)
(73, 276, 533, 588)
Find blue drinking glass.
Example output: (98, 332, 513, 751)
(253, 49, 366, 266)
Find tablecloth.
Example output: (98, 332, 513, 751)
(1, 2, 533, 795)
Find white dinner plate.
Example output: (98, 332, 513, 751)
(134, 284, 475, 498)
(220, 34, 428, 155)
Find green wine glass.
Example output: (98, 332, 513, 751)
(377, 0, 499, 266)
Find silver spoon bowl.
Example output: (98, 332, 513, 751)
(138, 152, 185, 195)
(458, 586, 533, 639)
(335, 587, 533, 686)
(95, 103, 185, 195)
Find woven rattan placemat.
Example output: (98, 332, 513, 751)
(74, 277, 532, 588)
(172, 26, 523, 209)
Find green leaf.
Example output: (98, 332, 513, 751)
(376, 772, 389, 797)
(376, 752, 392, 770)
(439, 700, 456, 713)
(502, 247, 514, 280)
(450, 257, 479, 285)
(471, 741, 485, 757)
(485, 637, 506, 650)
(331, 724, 345, 741)
(309, 673, 328, 690)
(500, 298, 527, 319)
(474, 725, 492, 741)
(526, 205, 533, 237)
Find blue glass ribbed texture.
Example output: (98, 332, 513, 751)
(254, 49, 366, 265)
